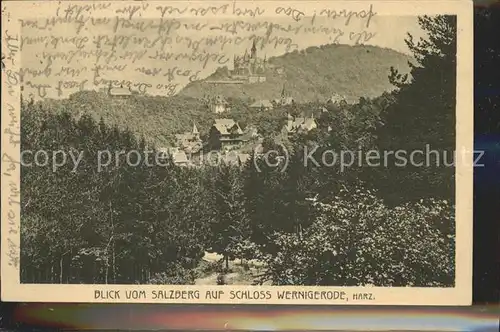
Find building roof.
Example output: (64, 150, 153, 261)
(175, 122, 200, 143)
(303, 118, 316, 129)
(213, 119, 243, 136)
(175, 131, 202, 153)
(249, 100, 273, 109)
(327, 93, 346, 103)
(109, 87, 132, 96)
(275, 96, 294, 105)
(172, 150, 189, 164)
(157, 147, 190, 165)
(285, 116, 317, 133)
(175, 133, 195, 141)
(238, 153, 251, 165)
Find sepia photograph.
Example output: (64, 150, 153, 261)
(2, 0, 473, 304)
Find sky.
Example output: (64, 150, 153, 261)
(20, 13, 427, 99)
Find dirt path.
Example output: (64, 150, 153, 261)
(195, 274, 218, 285)
(194, 252, 268, 285)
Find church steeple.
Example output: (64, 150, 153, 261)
(192, 122, 199, 136)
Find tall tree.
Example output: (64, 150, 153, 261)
(210, 165, 248, 270)
(375, 15, 457, 203)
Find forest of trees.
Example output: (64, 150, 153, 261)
(20, 15, 457, 287)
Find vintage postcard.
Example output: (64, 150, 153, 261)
(2, 0, 473, 304)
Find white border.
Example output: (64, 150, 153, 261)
(1, 0, 473, 305)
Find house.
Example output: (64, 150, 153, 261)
(249, 99, 273, 111)
(326, 93, 347, 105)
(248, 76, 267, 83)
(284, 113, 318, 136)
(208, 119, 244, 150)
(109, 87, 132, 98)
(207, 95, 229, 114)
(175, 123, 203, 154)
(157, 147, 191, 167)
(171, 149, 190, 166)
(101, 83, 133, 98)
(275, 67, 285, 75)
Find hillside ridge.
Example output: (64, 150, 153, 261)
(178, 43, 412, 103)
(39, 43, 412, 147)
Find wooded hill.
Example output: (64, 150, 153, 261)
(39, 44, 412, 147)
(179, 44, 412, 103)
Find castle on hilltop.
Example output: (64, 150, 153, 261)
(229, 40, 268, 83)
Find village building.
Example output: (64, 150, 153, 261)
(157, 147, 191, 167)
(284, 113, 318, 136)
(100, 83, 134, 98)
(174, 123, 203, 154)
(275, 67, 285, 75)
(326, 93, 347, 105)
(208, 119, 245, 151)
(206, 95, 229, 114)
(249, 99, 273, 111)
(171, 149, 190, 167)
(274, 85, 295, 106)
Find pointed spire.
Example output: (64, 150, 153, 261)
(251, 39, 257, 58)
(192, 122, 199, 135)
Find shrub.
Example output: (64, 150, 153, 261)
(216, 273, 227, 285)
(147, 265, 197, 285)
(256, 187, 455, 287)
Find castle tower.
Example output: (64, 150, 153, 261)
(251, 40, 257, 59)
